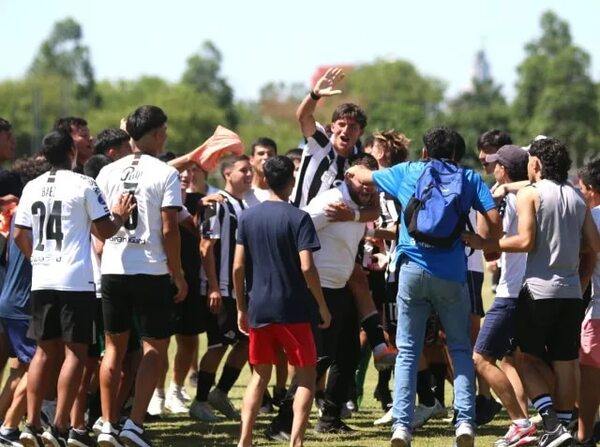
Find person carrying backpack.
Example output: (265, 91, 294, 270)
(346, 127, 501, 447)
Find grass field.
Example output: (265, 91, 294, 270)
(146, 277, 512, 446)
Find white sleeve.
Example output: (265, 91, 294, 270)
(161, 168, 183, 209)
(85, 178, 111, 221)
(304, 122, 331, 156)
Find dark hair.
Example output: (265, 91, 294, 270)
(158, 151, 176, 163)
(83, 154, 112, 179)
(219, 154, 250, 178)
(349, 153, 378, 171)
(477, 129, 512, 151)
(579, 158, 600, 193)
(285, 148, 303, 162)
(251, 137, 277, 155)
(423, 127, 466, 161)
(41, 130, 73, 166)
(264, 156, 294, 193)
(126, 105, 167, 141)
(10, 157, 51, 189)
(500, 159, 528, 182)
(528, 137, 571, 183)
(331, 103, 367, 129)
(53, 117, 88, 133)
(0, 118, 12, 132)
(94, 128, 130, 155)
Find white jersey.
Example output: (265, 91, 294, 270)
(96, 153, 182, 275)
(466, 209, 484, 273)
(14, 169, 110, 291)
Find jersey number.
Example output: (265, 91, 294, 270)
(31, 201, 64, 251)
(123, 193, 138, 230)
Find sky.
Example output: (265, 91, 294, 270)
(1, 0, 599, 102)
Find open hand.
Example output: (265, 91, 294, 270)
(313, 67, 344, 97)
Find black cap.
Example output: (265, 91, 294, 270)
(485, 145, 528, 169)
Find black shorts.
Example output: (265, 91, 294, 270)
(368, 270, 386, 311)
(202, 296, 246, 348)
(102, 274, 176, 340)
(516, 287, 583, 361)
(173, 286, 205, 336)
(383, 280, 398, 334)
(29, 290, 96, 344)
(467, 270, 485, 317)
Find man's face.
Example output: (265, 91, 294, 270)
(346, 169, 376, 206)
(180, 170, 190, 192)
(71, 124, 93, 165)
(110, 141, 133, 161)
(292, 159, 301, 179)
(479, 146, 497, 175)
(578, 179, 595, 207)
(0, 129, 16, 161)
(331, 117, 363, 156)
(250, 145, 275, 176)
(226, 160, 253, 193)
(493, 162, 508, 184)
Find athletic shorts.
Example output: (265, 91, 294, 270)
(467, 270, 485, 317)
(368, 270, 386, 310)
(474, 297, 518, 360)
(202, 296, 246, 348)
(173, 285, 205, 336)
(249, 322, 316, 367)
(29, 290, 96, 344)
(580, 318, 600, 369)
(102, 274, 175, 340)
(516, 287, 583, 361)
(0, 318, 36, 364)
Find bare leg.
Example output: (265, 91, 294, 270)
(238, 364, 271, 447)
(71, 356, 98, 429)
(578, 364, 600, 442)
(54, 342, 88, 431)
(3, 371, 28, 428)
(173, 335, 197, 386)
(289, 366, 316, 447)
(27, 340, 62, 428)
(100, 332, 129, 424)
(0, 359, 26, 419)
(501, 355, 528, 416)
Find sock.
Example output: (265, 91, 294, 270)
(195, 371, 215, 402)
(513, 418, 531, 428)
(430, 363, 447, 406)
(216, 365, 242, 394)
(73, 428, 87, 435)
(361, 312, 386, 349)
(416, 369, 436, 407)
(376, 368, 392, 392)
(556, 410, 572, 425)
(532, 394, 560, 431)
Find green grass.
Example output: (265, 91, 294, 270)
(148, 275, 512, 446)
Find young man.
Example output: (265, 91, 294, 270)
(463, 137, 600, 447)
(244, 137, 277, 206)
(190, 155, 253, 423)
(96, 105, 187, 447)
(477, 129, 513, 175)
(13, 130, 131, 447)
(575, 158, 600, 446)
(93, 129, 133, 161)
(471, 145, 536, 446)
(53, 117, 93, 173)
(347, 127, 501, 447)
(233, 155, 331, 447)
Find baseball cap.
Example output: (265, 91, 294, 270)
(485, 144, 528, 169)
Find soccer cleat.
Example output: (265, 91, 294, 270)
(537, 424, 572, 447)
(189, 400, 219, 423)
(207, 388, 240, 420)
(118, 419, 151, 447)
(314, 418, 355, 434)
(373, 346, 398, 371)
(494, 422, 538, 447)
(454, 422, 475, 447)
(391, 425, 412, 447)
(411, 399, 444, 429)
(374, 408, 393, 426)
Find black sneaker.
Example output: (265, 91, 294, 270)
(475, 395, 502, 426)
(0, 428, 21, 446)
(41, 425, 68, 447)
(373, 386, 392, 411)
(67, 429, 94, 447)
(19, 424, 44, 447)
(119, 419, 151, 447)
(259, 390, 273, 414)
(272, 387, 286, 408)
(538, 424, 572, 447)
(264, 418, 290, 442)
(314, 417, 355, 435)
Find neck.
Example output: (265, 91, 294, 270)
(133, 144, 156, 157)
(225, 185, 246, 200)
(52, 162, 71, 171)
(253, 174, 269, 190)
(269, 191, 288, 202)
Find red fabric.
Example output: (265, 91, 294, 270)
(190, 125, 244, 172)
(249, 322, 317, 367)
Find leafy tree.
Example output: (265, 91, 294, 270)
(513, 11, 598, 165)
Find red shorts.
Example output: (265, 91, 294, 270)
(580, 318, 600, 369)
(249, 322, 316, 367)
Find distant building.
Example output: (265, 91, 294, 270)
(471, 49, 491, 83)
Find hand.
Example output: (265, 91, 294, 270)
(324, 201, 353, 222)
(492, 184, 507, 201)
(237, 310, 249, 336)
(318, 305, 332, 329)
(313, 67, 344, 97)
(461, 232, 485, 250)
(201, 193, 224, 206)
(208, 288, 222, 314)
(112, 192, 136, 221)
(369, 253, 388, 271)
(172, 273, 188, 303)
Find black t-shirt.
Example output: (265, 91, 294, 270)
(180, 192, 203, 291)
(237, 200, 321, 328)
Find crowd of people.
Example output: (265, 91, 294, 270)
(0, 66, 597, 447)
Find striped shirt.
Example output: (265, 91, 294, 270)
(290, 122, 361, 208)
(200, 190, 246, 298)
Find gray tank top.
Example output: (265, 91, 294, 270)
(524, 179, 586, 300)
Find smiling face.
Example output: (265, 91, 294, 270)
(250, 145, 276, 176)
(225, 160, 253, 195)
(331, 117, 363, 157)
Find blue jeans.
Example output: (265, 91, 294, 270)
(392, 257, 475, 430)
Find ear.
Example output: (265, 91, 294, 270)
(421, 147, 429, 160)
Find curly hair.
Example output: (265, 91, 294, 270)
(578, 157, 600, 193)
(11, 156, 51, 186)
(370, 130, 410, 165)
(528, 137, 571, 183)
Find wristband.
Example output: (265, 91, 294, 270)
(353, 209, 360, 222)
(366, 228, 375, 237)
(310, 90, 321, 101)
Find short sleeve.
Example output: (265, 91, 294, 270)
(236, 213, 246, 245)
(84, 178, 111, 221)
(161, 168, 183, 210)
(305, 122, 331, 156)
(372, 163, 407, 198)
(296, 212, 320, 252)
(201, 202, 222, 240)
(14, 184, 32, 229)
(467, 171, 496, 213)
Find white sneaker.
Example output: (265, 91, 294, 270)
(97, 422, 123, 447)
(374, 408, 393, 426)
(454, 422, 475, 447)
(207, 388, 240, 420)
(189, 400, 219, 423)
(411, 399, 444, 429)
(146, 390, 165, 417)
(165, 389, 189, 414)
(180, 387, 191, 402)
(92, 417, 104, 436)
(391, 425, 411, 447)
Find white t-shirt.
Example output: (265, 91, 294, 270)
(495, 193, 527, 298)
(96, 153, 182, 275)
(466, 209, 484, 273)
(243, 187, 270, 208)
(587, 206, 600, 319)
(14, 170, 110, 291)
(303, 183, 366, 289)
(91, 236, 102, 298)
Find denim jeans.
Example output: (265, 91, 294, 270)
(392, 257, 475, 431)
